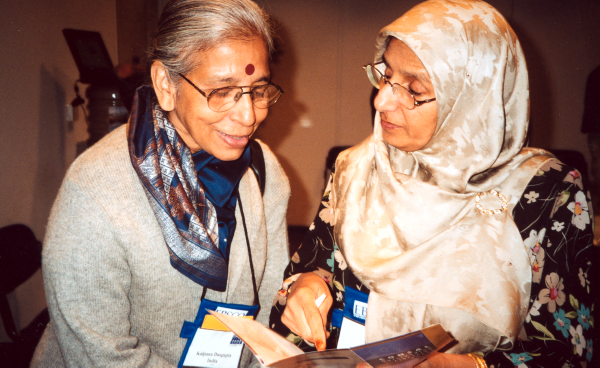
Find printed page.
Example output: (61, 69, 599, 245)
(208, 310, 304, 366)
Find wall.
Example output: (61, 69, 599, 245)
(0, 0, 118, 342)
(116, 0, 158, 65)
(254, 0, 600, 226)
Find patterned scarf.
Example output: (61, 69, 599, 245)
(127, 86, 228, 291)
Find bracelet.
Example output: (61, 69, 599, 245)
(467, 353, 488, 368)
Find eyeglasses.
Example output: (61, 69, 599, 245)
(363, 63, 436, 110)
(178, 73, 284, 113)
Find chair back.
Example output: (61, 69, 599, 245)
(0, 224, 43, 342)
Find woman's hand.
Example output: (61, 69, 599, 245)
(280, 272, 332, 351)
(415, 353, 480, 368)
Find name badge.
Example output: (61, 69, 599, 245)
(179, 299, 258, 368)
(333, 286, 369, 349)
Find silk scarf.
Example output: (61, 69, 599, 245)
(333, 0, 553, 352)
(192, 146, 251, 260)
(128, 86, 230, 291)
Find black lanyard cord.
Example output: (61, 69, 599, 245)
(237, 193, 260, 312)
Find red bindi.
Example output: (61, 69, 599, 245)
(245, 63, 255, 75)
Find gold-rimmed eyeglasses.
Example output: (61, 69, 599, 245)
(363, 63, 436, 110)
(178, 73, 284, 113)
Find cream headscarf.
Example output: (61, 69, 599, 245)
(333, 0, 553, 352)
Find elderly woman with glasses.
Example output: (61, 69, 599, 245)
(270, 1, 597, 367)
(32, 0, 289, 366)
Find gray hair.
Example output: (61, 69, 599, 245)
(149, 0, 274, 82)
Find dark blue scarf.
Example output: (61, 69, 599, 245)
(192, 147, 250, 260)
(127, 86, 248, 291)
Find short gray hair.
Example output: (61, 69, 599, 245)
(149, 0, 274, 82)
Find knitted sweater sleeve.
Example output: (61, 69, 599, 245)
(254, 141, 290, 328)
(42, 174, 173, 367)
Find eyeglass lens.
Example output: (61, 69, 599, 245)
(209, 85, 282, 112)
(366, 64, 417, 110)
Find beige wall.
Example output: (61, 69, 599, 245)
(0, 0, 117, 342)
(116, 0, 158, 65)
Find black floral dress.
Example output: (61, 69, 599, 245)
(270, 160, 598, 367)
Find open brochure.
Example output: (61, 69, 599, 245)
(208, 310, 454, 368)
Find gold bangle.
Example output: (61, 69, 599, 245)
(479, 354, 488, 368)
(467, 354, 480, 368)
(467, 353, 487, 368)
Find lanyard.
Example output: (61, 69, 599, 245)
(237, 193, 259, 310)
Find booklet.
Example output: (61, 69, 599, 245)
(208, 310, 454, 368)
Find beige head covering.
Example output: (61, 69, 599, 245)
(333, 0, 553, 352)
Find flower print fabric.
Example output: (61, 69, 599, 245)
(471, 163, 597, 367)
(538, 272, 566, 313)
(553, 309, 571, 338)
(568, 191, 591, 230)
(269, 162, 598, 367)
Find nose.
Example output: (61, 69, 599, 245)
(373, 83, 397, 112)
(231, 92, 256, 127)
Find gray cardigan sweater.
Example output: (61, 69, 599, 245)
(31, 126, 290, 367)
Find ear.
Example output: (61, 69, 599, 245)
(151, 61, 176, 111)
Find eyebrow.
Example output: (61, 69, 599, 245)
(206, 74, 271, 85)
(381, 54, 431, 87)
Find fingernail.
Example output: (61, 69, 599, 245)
(316, 339, 325, 351)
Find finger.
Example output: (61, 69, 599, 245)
(314, 289, 332, 332)
(281, 306, 309, 338)
(302, 301, 327, 351)
(414, 359, 433, 368)
(281, 289, 319, 341)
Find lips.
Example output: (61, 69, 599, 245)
(217, 130, 250, 148)
(380, 118, 402, 131)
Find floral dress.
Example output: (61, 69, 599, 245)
(270, 160, 598, 367)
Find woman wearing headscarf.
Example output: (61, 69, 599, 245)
(32, 0, 289, 366)
(270, 1, 597, 367)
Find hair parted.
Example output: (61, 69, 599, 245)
(148, 0, 274, 82)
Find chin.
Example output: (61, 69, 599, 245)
(382, 137, 418, 152)
(212, 146, 246, 161)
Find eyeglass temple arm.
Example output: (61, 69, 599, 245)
(177, 73, 208, 98)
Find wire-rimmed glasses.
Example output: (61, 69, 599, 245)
(178, 73, 284, 113)
(363, 63, 436, 110)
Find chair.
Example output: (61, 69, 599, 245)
(0, 224, 49, 367)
